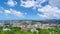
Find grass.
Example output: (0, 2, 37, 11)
(0, 27, 60, 34)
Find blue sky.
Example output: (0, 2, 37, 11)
(0, 0, 60, 20)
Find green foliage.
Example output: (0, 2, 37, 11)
(0, 27, 60, 34)
(0, 26, 3, 31)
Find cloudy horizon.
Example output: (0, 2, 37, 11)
(0, 0, 60, 20)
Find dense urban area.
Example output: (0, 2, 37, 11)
(0, 20, 60, 34)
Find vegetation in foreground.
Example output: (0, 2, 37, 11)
(0, 27, 60, 34)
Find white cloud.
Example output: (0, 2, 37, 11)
(0, 6, 26, 18)
(20, 0, 36, 8)
(5, 10, 11, 14)
(20, 0, 47, 8)
(38, 5, 60, 19)
(37, 13, 48, 18)
(4, 9, 26, 18)
(49, 0, 60, 8)
(6, 0, 17, 7)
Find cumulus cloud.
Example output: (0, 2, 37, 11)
(49, 0, 60, 8)
(20, 0, 47, 8)
(4, 9, 26, 18)
(5, 10, 11, 14)
(20, 0, 37, 8)
(0, 6, 26, 18)
(38, 5, 60, 19)
(6, 0, 17, 7)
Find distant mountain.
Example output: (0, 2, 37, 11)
(0, 19, 60, 24)
(43, 19, 60, 24)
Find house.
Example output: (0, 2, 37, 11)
(41, 24, 49, 29)
(49, 23, 57, 28)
